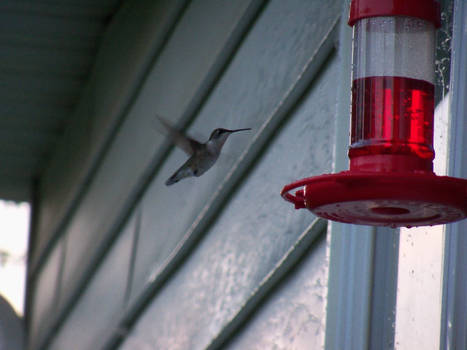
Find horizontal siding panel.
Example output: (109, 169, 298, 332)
(27, 243, 63, 350)
(0, 1, 119, 19)
(0, 45, 93, 77)
(48, 213, 136, 350)
(0, 131, 54, 158)
(0, 111, 68, 134)
(128, 0, 339, 308)
(0, 0, 121, 200)
(0, 13, 104, 40)
(0, 86, 78, 107)
(0, 176, 31, 201)
(120, 52, 339, 349)
(0, 154, 43, 177)
(0, 32, 99, 51)
(0, 73, 83, 98)
(58, 0, 262, 313)
(226, 237, 328, 350)
(31, 0, 187, 272)
(30, 1, 264, 348)
(31, 0, 342, 348)
(58, 0, 261, 316)
(36, 0, 119, 6)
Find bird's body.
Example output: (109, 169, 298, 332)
(156, 116, 250, 186)
(165, 143, 218, 185)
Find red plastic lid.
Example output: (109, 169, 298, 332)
(281, 171, 467, 228)
(348, 0, 441, 28)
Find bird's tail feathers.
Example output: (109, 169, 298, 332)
(165, 162, 193, 186)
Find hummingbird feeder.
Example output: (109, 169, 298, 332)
(281, 0, 467, 227)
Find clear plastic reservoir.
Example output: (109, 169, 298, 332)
(349, 16, 436, 169)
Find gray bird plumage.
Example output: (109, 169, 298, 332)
(156, 116, 251, 186)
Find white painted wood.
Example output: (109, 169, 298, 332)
(31, 0, 187, 270)
(29, 0, 343, 349)
(440, 0, 467, 347)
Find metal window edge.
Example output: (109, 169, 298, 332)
(440, 0, 467, 348)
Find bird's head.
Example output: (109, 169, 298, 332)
(209, 128, 251, 142)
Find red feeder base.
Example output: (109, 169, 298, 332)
(281, 171, 467, 228)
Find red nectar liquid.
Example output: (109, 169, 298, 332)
(350, 76, 435, 161)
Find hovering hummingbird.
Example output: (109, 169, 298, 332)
(156, 116, 251, 186)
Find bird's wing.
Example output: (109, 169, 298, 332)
(156, 115, 202, 156)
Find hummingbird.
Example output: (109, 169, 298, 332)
(156, 116, 251, 186)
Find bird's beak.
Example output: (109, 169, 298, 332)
(227, 128, 251, 134)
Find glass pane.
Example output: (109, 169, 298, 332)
(394, 2, 453, 347)
(395, 94, 450, 350)
(0, 200, 29, 315)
